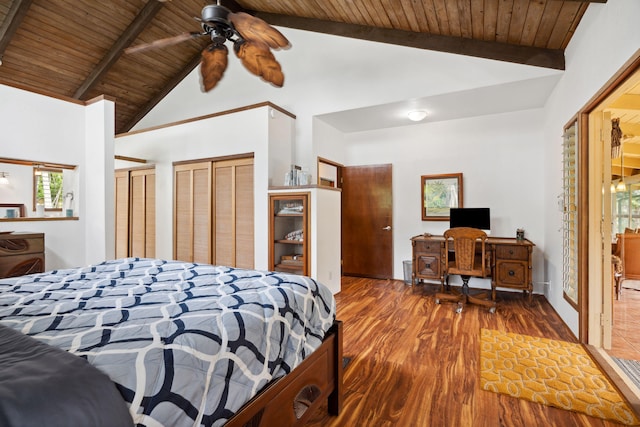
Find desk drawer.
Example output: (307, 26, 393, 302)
(496, 260, 528, 289)
(413, 240, 440, 254)
(495, 245, 528, 261)
(415, 253, 441, 278)
(0, 237, 44, 256)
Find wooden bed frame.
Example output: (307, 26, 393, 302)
(226, 320, 343, 426)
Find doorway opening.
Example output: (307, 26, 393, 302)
(582, 51, 640, 405)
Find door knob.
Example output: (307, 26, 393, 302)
(382, 226, 391, 231)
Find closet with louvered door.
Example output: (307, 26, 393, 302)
(173, 156, 254, 268)
(115, 169, 130, 258)
(213, 158, 254, 269)
(114, 167, 156, 259)
(130, 168, 156, 258)
(174, 161, 211, 263)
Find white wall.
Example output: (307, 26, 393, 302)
(0, 84, 114, 270)
(133, 28, 559, 180)
(341, 108, 546, 290)
(541, 0, 640, 335)
(115, 106, 294, 267)
(310, 187, 341, 294)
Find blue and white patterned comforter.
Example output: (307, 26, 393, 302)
(0, 258, 336, 427)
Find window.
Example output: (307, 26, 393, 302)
(612, 181, 640, 233)
(562, 120, 579, 306)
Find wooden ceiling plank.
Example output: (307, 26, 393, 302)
(457, 0, 473, 39)
(470, 0, 484, 39)
(351, 0, 376, 25)
(444, 1, 462, 38)
(408, 0, 430, 33)
(12, 28, 103, 64)
(73, 0, 165, 100)
(7, 48, 89, 81)
(507, 0, 530, 45)
(362, 0, 393, 28)
(308, 0, 339, 22)
(483, 0, 499, 42)
(333, 0, 366, 25)
(256, 12, 565, 69)
(0, 0, 33, 60)
(433, 0, 451, 35)
(423, 0, 441, 35)
(547, 2, 585, 49)
(381, 0, 409, 29)
(495, 0, 514, 44)
(533, 1, 562, 48)
(21, 5, 116, 54)
(120, 53, 202, 133)
(520, 0, 545, 45)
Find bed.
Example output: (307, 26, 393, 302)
(0, 258, 343, 426)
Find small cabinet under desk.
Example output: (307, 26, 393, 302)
(0, 232, 45, 278)
(410, 234, 534, 302)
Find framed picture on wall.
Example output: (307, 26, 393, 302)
(421, 173, 463, 221)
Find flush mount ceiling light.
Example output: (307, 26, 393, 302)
(407, 110, 428, 122)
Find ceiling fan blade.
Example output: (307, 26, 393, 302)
(229, 12, 290, 50)
(125, 32, 202, 54)
(201, 44, 229, 92)
(234, 40, 284, 87)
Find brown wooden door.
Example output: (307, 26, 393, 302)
(342, 164, 393, 279)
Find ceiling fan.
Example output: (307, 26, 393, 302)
(126, 2, 291, 92)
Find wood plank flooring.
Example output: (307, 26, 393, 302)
(610, 283, 640, 361)
(307, 277, 634, 427)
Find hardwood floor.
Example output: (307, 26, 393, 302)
(308, 277, 633, 427)
(610, 282, 640, 361)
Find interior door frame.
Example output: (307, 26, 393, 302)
(577, 48, 640, 345)
(341, 163, 393, 279)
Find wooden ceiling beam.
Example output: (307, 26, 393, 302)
(0, 0, 33, 63)
(119, 53, 201, 134)
(73, 0, 165, 100)
(254, 12, 566, 70)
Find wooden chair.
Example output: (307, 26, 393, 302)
(435, 227, 496, 313)
(614, 232, 640, 298)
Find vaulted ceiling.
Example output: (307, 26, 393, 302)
(0, 0, 604, 134)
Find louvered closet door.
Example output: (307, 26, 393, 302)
(174, 162, 212, 263)
(130, 168, 156, 258)
(234, 160, 254, 268)
(213, 158, 254, 269)
(114, 170, 130, 259)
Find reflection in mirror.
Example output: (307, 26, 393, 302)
(0, 157, 78, 219)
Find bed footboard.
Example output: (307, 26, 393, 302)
(226, 320, 343, 426)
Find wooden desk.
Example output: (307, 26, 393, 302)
(410, 234, 535, 303)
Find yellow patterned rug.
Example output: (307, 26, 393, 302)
(480, 329, 640, 425)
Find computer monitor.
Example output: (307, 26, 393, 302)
(449, 208, 491, 231)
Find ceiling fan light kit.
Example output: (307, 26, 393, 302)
(127, 3, 291, 92)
